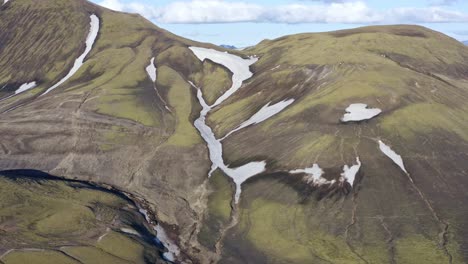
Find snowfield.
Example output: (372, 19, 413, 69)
(189, 47, 257, 107)
(193, 87, 266, 203)
(42, 14, 100, 96)
(378, 140, 408, 174)
(0, 82, 37, 103)
(146, 57, 157, 82)
(341, 103, 382, 122)
(340, 157, 361, 185)
(15, 82, 37, 94)
(139, 208, 180, 262)
(190, 47, 267, 203)
(290, 163, 335, 185)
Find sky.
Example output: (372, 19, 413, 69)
(91, 0, 468, 47)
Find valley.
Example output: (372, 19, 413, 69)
(0, 0, 468, 263)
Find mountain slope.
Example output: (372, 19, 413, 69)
(1, 1, 468, 264)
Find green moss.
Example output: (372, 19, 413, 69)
(63, 246, 131, 264)
(395, 235, 449, 264)
(198, 170, 234, 248)
(97, 93, 159, 127)
(96, 231, 146, 263)
(293, 134, 336, 161)
(2, 250, 80, 264)
(208, 96, 256, 136)
(207, 171, 233, 221)
(239, 198, 366, 264)
(380, 103, 468, 141)
(158, 66, 201, 146)
(0, 176, 159, 263)
(35, 204, 95, 236)
(190, 60, 232, 105)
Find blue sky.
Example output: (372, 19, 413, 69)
(92, 0, 468, 47)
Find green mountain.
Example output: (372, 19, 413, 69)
(1, 0, 468, 263)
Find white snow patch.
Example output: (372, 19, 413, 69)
(340, 157, 361, 186)
(155, 225, 180, 262)
(193, 88, 266, 203)
(42, 14, 100, 96)
(222, 99, 294, 140)
(146, 57, 157, 82)
(189, 48, 266, 203)
(189, 47, 257, 107)
(378, 140, 408, 174)
(2, 0, 10, 5)
(341, 103, 382, 122)
(138, 208, 180, 262)
(0, 82, 37, 103)
(120, 228, 140, 236)
(15, 82, 37, 94)
(291, 164, 323, 183)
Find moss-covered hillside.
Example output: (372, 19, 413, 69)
(0, 172, 165, 264)
(0, 0, 467, 263)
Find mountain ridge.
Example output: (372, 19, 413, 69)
(1, 1, 468, 263)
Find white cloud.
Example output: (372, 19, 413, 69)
(96, 0, 468, 24)
(98, 0, 124, 11)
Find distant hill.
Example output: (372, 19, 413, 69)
(220, 44, 237, 49)
(463, 40, 468, 45)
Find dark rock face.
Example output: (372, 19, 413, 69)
(1, 1, 468, 264)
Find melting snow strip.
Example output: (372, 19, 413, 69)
(378, 140, 408, 174)
(0, 82, 37, 103)
(222, 99, 295, 140)
(146, 57, 157, 82)
(340, 157, 361, 186)
(189, 47, 257, 107)
(138, 208, 180, 262)
(41, 14, 100, 96)
(2, 0, 9, 5)
(146, 57, 171, 112)
(341, 103, 382, 122)
(190, 47, 266, 203)
(15, 81, 37, 94)
(290, 163, 336, 186)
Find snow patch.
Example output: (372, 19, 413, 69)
(222, 99, 294, 140)
(378, 140, 408, 174)
(193, 88, 266, 203)
(340, 157, 361, 186)
(42, 14, 100, 96)
(138, 208, 180, 262)
(15, 82, 37, 94)
(291, 164, 323, 183)
(189, 47, 257, 107)
(190, 47, 266, 203)
(3, 0, 10, 5)
(155, 225, 180, 262)
(120, 228, 140, 236)
(341, 103, 381, 122)
(0, 81, 36, 103)
(146, 57, 157, 82)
